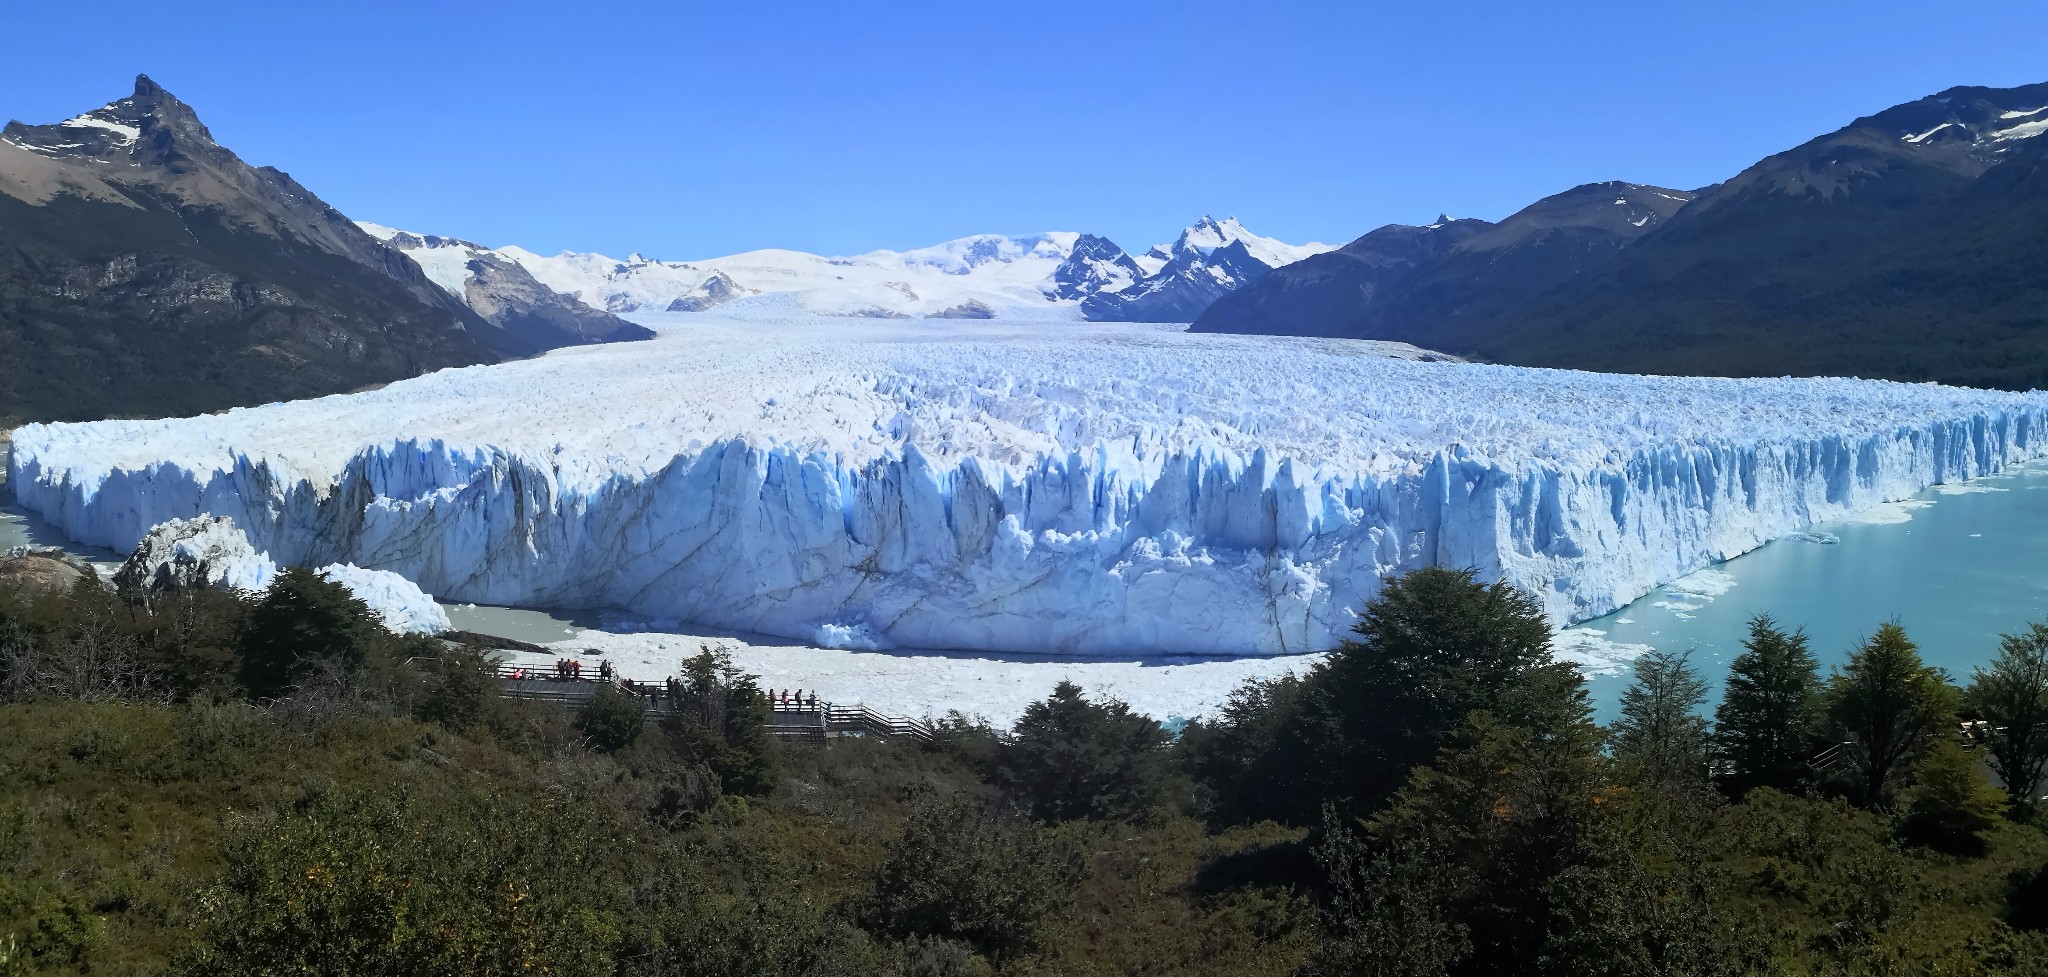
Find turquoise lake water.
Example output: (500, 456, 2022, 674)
(1579, 460, 2048, 722)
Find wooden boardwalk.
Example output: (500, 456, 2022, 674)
(492, 664, 935, 744)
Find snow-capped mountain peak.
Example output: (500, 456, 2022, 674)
(1151, 215, 1334, 270)
(369, 219, 1330, 324)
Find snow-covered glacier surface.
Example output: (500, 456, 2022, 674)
(10, 315, 2048, 656)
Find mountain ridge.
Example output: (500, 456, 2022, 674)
(371, 216, 1330, 323)
(1193, 78, 2048, 389)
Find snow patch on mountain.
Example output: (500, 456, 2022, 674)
(375, 218, 1327, 323)
(10, 314, 2043, 659)
(1151, 216, 1333, 268)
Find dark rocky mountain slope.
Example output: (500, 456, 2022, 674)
(1196, 82, 2048, 390)
(1193, 182, 1691, 343)
(0, 75, 644, 424)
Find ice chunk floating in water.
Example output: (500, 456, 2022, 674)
(9, 316, 2048, 656)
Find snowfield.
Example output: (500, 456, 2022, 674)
(9, 314, 2048, 657)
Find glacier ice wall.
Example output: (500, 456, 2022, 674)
(9, 323, 2048, 656)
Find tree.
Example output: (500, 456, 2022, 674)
(1350, 706, 1612, 977)
(1897, 738, 2004, 856)
(1302, 815, 1469, 977)
(1178, 672, 1311, 827)
(578, 681, 646, 753)
(236, 568, 382, 700)
(997, 681, 1169, 822)
(1302, 566, 1575, 818)
(1966, 622, 2048, 813)
(1825, 622, 1956, 807)
(869, 792, 1083, 963)
(1611, 649, 1713, 793)
(1714, 615, 1823, 797)
(659, 648, 775, 794)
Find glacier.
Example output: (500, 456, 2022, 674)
(9, 314, 2048, 657)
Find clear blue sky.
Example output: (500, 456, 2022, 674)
(4, 1, 2043, 259)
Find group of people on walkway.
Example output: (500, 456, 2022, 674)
(504, 658, 618, 682)
(768, 689, 819, 710)
(505, 658, 820, 712)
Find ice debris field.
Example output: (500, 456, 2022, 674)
(10, 314, 2048, 660)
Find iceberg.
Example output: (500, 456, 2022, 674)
(311, 563, 453, 636)
(9, 317, 2046, 656)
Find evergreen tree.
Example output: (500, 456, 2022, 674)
(1300, 566, 1574, 817)
(1825, 622, 1956, 807)
(1898, 738, 2004, 856)
(1178, 673, 1311, 826)
(1351, 706, 1611, 976)
(236, 568, 383, 700)
(1610, 649, 1712, 793)
(1965, 622, 2048, 813)
(660, 648, 776, 794)
(998, 681, 1169, 822)
(1714, 615, 1823, 797)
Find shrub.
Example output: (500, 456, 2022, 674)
(579, 682, 646, 753)
(870, 792, 1083, 962)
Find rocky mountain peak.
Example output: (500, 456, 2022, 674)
(2, 73, 224, 172)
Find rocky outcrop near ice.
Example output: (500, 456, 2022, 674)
(368, 217, 1329, 323)
(9, 316, 2046, 656)
(114, 516, 280, 594)
(109, 516, 448, 634)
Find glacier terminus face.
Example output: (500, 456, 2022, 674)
(8, 314, 2047, 657)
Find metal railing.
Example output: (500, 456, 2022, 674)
(489, 663, 931, 743)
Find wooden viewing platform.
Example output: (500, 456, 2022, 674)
(491, 663, 935, 744)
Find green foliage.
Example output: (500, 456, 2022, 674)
(1188, 567, 1576, 827)
(1967, 622, 2048, 812)
(0, 881, 103, 973)
(172, 788, 615, 977)
(1900, 738, 2006, 856)
(1825, 622, 1957, 807)
(236, 567, 383, 700)
(578, 681, 646, 753)
(1355, 707, 1610, 976)
(2, 566, 2043, 976)
(1302, 820, 1469, 977)
(924, 710, 1003, 772)
(870, 792, 1084, 962)
(1180, 673, 1311, 827)
(997, 680, 1170, 822)
(1714, 615, 1824, 798)
(412, 642, 492, 730)
(1611, 649, 1713, 794)
(659, 648, 777, 794)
